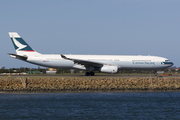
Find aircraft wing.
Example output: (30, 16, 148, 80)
(61, 54, 104, 67)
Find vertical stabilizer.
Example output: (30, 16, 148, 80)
(9, 32, 41, 56)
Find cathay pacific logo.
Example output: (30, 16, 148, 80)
(12, 36, 27, 51)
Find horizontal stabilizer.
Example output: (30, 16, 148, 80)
(8, 53, 28, 60)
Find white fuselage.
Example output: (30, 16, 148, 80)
(26, 54, 173, 71)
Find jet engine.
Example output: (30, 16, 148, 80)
(100, 65, 118, 73)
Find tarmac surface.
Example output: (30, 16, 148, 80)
(0, 73, 179, 78)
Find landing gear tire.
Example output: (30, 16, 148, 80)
(85, 72, 95, 76)
(90, 72, 95, 76)
(85, 72, 89, 76)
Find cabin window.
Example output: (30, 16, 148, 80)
(165, 60, 170, 62)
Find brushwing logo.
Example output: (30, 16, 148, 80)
(12, 36, 27, 51)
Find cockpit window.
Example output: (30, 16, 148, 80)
(165, 60, 170, 62)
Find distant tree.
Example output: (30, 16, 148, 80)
(171, 69, 176, 73)
(0, 67, 9, 73)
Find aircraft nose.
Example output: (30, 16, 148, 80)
(171, 62, 174, 66)
(168, 62, 174, 66)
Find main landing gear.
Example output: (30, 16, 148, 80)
(85, 71, 95, 76)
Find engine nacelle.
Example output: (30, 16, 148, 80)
(100, 65, 118, 73)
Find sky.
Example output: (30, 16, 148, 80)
(0, 0, 180, 68)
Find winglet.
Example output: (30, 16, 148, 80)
(60, 54, 66, 59)
(61, 54, 72, 61)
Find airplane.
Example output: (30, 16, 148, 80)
(8, 32, 174, 76)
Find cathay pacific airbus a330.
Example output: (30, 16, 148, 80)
(8, 32, 173, 76)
